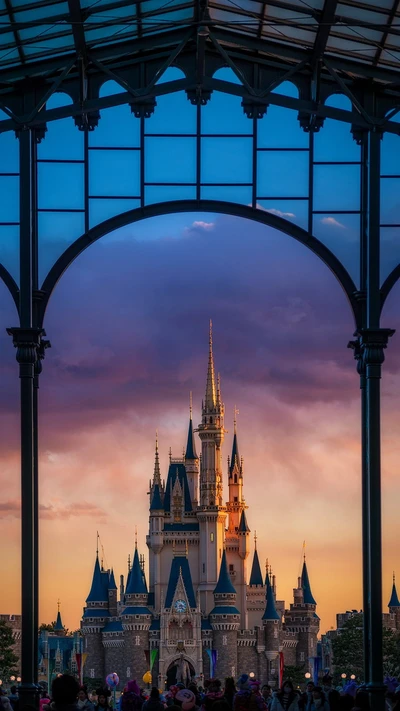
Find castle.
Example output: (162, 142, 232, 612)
(81, 325, 320, 687)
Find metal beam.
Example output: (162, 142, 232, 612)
(67, 0, 87, 60)
(311, 0, 339, 65)
(373, 0, 400, 67)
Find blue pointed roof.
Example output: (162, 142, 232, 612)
(163, 462, 192, 513)
(229, 432, 240, 476)
(249, 549, 263, 587)
(54, 610, 64, 631)
(210, 605, 240, 615)
(185, 415, 198, 460)
(103, 620, 123, 633)
(109, 569, 117, 590)
(86, 555, 109, 603)
(165, 555, 196, 608)
(238, 509, 250, 533)
(301, 560, 316, 605)
(388, 581, 400, 608)
(214, 550, 236, 595)
(262, 571, 280, 621)
(150, 484, 163, 511)
(125, 549, 147, 595)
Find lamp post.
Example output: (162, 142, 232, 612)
(305, 673, 311, 680)
(250, 673, 255, 679)
(351, 675, 356, 681)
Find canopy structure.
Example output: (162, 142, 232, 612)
(1, 4, 399, 711)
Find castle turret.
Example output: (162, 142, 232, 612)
(284, 552, 319, 667)
(108, 569, 118, 616)
(81, 552, 110, 679)
(227, 409, 244, 533)
(263, 570, 280, 685)
(388, 573, 400, 631)
(54, 601, 65, 637)
(198, 322, 227, 613)
(148, 435, 165, 610)
(210, 550, 240, 679)
(185, 394, 199, 505)
(122, 547, 151, 686)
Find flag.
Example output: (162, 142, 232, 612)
(76, 654, 82, 679)
(313, 657, 321, 686)
(150, 649, 158, 671)
(279, 652, 284, 688)
(144, 650, 150, 668)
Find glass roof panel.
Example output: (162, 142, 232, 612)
(85, 24, 136, 42)
(15, 3, 71, 20)
(89, 5, 136, 22)
(0, 32, 18, 48)
(142, 0, 189, 10)
(19, 24, 71, 40)
(356, 0, 394, 7)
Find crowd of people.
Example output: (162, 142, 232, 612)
(2, 673, 400, 711)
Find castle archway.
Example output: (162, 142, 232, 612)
(166, 657, 196, 688)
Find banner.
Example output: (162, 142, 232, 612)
(76, 654, 82, 680)
(279, 652, 284, 688)
(206, 649, 218, 678)
(144, 650, 150, 668)
(150, 649, 158, 671)
(313, 657, 321, 686)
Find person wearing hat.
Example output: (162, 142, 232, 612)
(77, 687, 95, 711)
(175, 689, 198, 711)
(121, 682, 143, 711)
(200, 680, 224, 711)
(233, 675, 267, 711)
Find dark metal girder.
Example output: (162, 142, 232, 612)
(67, 0, 88, 60)
(373, 0, 400, 67)
(311, 0, 339, 65)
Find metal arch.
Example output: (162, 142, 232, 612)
(380, 263, 400, 312)
(0, 262, 19, 314)
(38, 199, 361, 328)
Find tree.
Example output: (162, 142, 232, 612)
(331, 613, 400, 681)
(0, 620, 19, 679)
(283, 665, 306, 686)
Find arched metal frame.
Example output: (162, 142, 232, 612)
(2, 6, 400, 709)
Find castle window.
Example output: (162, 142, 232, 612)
(203, 564, 205, 574)
(231, 667, 235, 677)
(300, 653, 305, 662)
(222, 635, 227, 646)
(90, 669, 95, 679)
(126, 668, 131, 678)
(234, 475, 237, 483)
(210, 417, 213, 424)
(210, 533, 214, 542)
(135, 636, 141, 646)
(229, 565, 234, 572)
(234, 497, 238, 502)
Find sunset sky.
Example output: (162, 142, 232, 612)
(1, 211, 400, 634)
(1, 70, 400, 636)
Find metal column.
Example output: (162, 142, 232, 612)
(7, 127, 43, 710)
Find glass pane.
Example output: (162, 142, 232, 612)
(200, 185, 252, 204)
(315, 94, 360, 163)
(381, 178, 400, 224)
(202, 92, 251, 135)
(38, 94, 83, 161)
(313, 165, 360, 211)
(145, 185, 196, 204)
(381, 227, 400, 286)
(0, 225, 19, 286)
(38, 163, 84, 209)
(256, 200, 309, 231)
(89, 105, 140, 148)
(0, 127, 19, 173)
(257, 151, 309, 198)
(0, 176, 19, 222)
(39, 211, 85, 284)
(89, 199, 141, 227)
(89, 150, 140, 197)
(313, 212, 360, 287)
(381, 133, 400, 176)
(147, 92, 196, 135)
(201, 137, 252, 184)
(258, 107, 308, 149)
(145, 137, 196, 183)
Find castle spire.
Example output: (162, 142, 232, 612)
(54, 600, 64, 632)
(86, 553, 108, 603)
(153, 431, 162, 486)
(229, 406, 241, 477)
(301, 554, 316, 605)
(262, 569, 280, 621)
(185, 392, 198, 460)
(388, 572, 400, 608)
(249, 533, 263, 587)
(204, 320, 216, 413)
(125, 548, 147, 595)
(214, 549, 237, 595)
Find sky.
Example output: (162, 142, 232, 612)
(1, 70, 400, 637)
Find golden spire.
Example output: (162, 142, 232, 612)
(254, 530, 257, 551)
(303, 540, 306, 562)
(204, 320, 216, 411)
(189, 391, 193, 420)
(57, 599, 60, 613)
(153, 431, 161, 486)
(169, 447, 172, 463)
(234, 405, 239, 434)
(135, 526, 138, 550)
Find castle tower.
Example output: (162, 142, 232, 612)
(285, 554, 319, 667)
(227, 409, 244, 533)
(108, 569, 118, 616)
(237, 509, 250, 628)
(388, 573, 400, 631)
(197, 322, 227, 613)
(81, 553, 110, 679)
(54, 601, 65, 637)
(262, 569, 280, 685)
(247, 534, 266, 629)
(122, 547, 151, 686)
(147, 434, 165, 610)
(210, 550, 240, 680)
(185, 394, 199, 506)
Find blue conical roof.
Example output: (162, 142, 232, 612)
(185, 415, 198, 460)
(125, 549, 147, 595)
(150, 484, 163, 510)
(249, 549, 263, 587)
(109, 569, 117, 590)
(388, 581, 400, 608)
(262, 571, 280, 621)
(214, 550, 236, 595)
(238, 509, 250, 533)
(54, 610, 64, 631)
(229, 433, 240, 476)
(302, 560, 316, 605)
(86, 555, 109, 603)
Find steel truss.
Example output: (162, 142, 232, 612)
(1, 4, 400, 711)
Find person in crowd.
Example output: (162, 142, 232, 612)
(40, 691, 51, 711)
(8, 686, 19, 711)
(142, 689, 164, 711)
(77, 688, 94, 711)
(201, 681, 224, 711)
(223, 679, 236, 709)
(211, 702, 231, 711)
(121, 683, 143, 711)
(352, 691, 370, 711)
(175, 690, 197, 711)
(95, 690, 111, 711)
(0, 690, 13, 711)
(261, 686, 272, 708)
(305, 687, 329, 711)
(270, 680, 299, 711)
(187, 685, 201, 708)
(49, 674, 80, 711)
(321, 677, 340, 711)
(233, 674, 267, 711)
(300, 683, 315, 710)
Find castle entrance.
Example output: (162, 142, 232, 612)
(166, 658, 196, 688)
